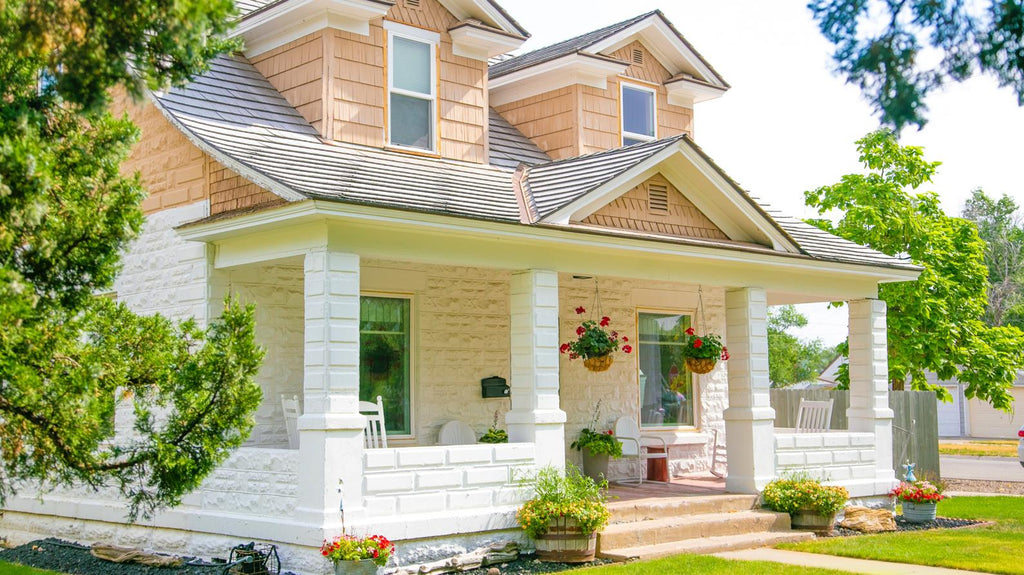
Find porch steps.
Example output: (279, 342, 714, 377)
(597, 494, 814, 561)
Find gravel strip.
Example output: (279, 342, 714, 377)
(458, 557, 613, 575)
(944, 478, 1024, 495)
(825, 516, 985, 538)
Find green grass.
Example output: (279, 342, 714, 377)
(0, 561, 63, 575)
(780, 496, 1024, 575)
(582, 554, 850, 575)
(939, 440, 1019, 458)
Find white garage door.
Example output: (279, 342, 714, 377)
(968, 388, 1023, 438)
(937, 386, 963, 437)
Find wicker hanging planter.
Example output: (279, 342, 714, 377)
(583, 355, 614, 372)
(685, 357, 717, 374)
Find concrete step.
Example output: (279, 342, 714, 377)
(607, 494, 759, 524)
(598, 510, 792, 550)
(598, 530, 815, 561)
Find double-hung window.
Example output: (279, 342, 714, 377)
(638, 312, 695, 428)
(621, 83, 657, 146)
(386, 22, 438, 152)
(360, 295, 412, 436)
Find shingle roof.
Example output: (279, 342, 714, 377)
(156, 54, 916, 273)
(155, 55, 521, 221)
(488, 109, 552, 170)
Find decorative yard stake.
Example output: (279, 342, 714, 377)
(903, 461, 917, 483)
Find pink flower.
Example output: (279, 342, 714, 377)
(576, 326, 585, 336)
(693, 338, 703, 349)
(720, 346, 730, 361)
(575, 306, 586, 314)
(622, 345, 632, 354)
(569, 352, 578, 360)
(600, 316, 610, 327)
(685, 327, 695, 336)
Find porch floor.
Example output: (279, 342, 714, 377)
(607, 472, 726, 502)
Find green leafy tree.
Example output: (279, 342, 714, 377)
(767, 305, 838, 387)
(0, 0, 264, 520)
(805, 130, 1024, 410)
(962, 189, 1024, 329)
(808, 0, 1024, 130)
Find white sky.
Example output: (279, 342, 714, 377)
(504, 0, 1024, 346)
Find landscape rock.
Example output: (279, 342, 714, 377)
(839, 506, 897, 533)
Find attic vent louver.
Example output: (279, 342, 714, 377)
(632, 48, 644, 65)
(406, 0, 421, 7)
(648, 183, 669, 213)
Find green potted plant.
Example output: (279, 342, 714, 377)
(479, 410, 509, 444)
(516, 465, 610, 563)
(569, 401, 622, 480)
(891, 480, 946, 523)
(321, 534, 394, 575)
(678, 326, 729, 374)
(560, 306, 632, 372)
(762, 475, 848, 533)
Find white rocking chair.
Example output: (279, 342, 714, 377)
(795, 398, 834, 433)
(359, 395, 388, 449)
(280, 394, 301, 449)
(438, 420, 477, 445)
(614, 416, 668, 485)
(709, 428, 727, 479)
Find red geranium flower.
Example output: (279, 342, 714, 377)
(685, 327, 695, 335)
(575, 306, 586, 314)
(576, 326, 585, 336)
(622, 336, 628, 342)
(622, 345, 632, 353)
(693, 338, 703, 348)
(560, 343, 570, 354)
(600, 316, 610, 327)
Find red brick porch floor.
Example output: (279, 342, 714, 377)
(607, 472, 726, 502)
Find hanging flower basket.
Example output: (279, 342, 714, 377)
(685, 357, 717, 374)
(583, 355, 614, 372)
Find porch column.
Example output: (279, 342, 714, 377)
(507, 269, 566, 469)
(847, 299, 896, 487)
(723, 287, 775, 493)
(295, 249, 366, 526)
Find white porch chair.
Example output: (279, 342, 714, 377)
(359, 395, 388, 449)
(438, 420, 477, 445)
(709, 428, 727, 479)
(795, 398, 834, 432)
(614, 416, 668, 485)
(280, 394, 300, 449)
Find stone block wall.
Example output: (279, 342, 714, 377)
(361, 443, 534, 533)
(774, 431, 877, 483)
(558, 274, 728, 479)
(183, 448, 300, 516)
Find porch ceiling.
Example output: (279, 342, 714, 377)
(181, 200, 916, 302)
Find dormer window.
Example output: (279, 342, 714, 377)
(386, 22, 439, 152)
(621, 83, 657, 146)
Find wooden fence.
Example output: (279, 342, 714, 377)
(770, 389, 940, 479)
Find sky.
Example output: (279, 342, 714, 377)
(502, 0, 1024, 346)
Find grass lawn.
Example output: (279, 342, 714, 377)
(780, 496, 1024, 575)
(583, 554, 850, 575)
(938, 440, 1018, 457)
(0, 561, 63, 575)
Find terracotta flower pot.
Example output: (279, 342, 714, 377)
(584, 355, 614, 372)
(333, 559, 379, 575)
(901, 501, 938, 523)
(534, 517, 597, 563)
(685, 357, 717, 374)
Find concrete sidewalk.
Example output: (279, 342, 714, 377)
(716, 548, 987, 574)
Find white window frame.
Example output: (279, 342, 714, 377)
(385, 21, 440, 153)
(635, 307, 699, 431)
(360, 291, 417, 440)
(620, 81, 658, 146)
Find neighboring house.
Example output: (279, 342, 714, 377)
(0, 1, 921, 573)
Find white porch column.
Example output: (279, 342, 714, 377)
(295, 249, 366, 526)
(723, 287, 775, 493)
(507, 269, 566, 469)
(847, 299, 896, 489)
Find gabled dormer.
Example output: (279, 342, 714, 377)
(232, 0, 527, 163)
(490, 10, 728, 160)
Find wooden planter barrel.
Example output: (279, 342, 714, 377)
(534, 517, 597, 563)
(791, 509, 837, 533)
(901, 501, 938, 523)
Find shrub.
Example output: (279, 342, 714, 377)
(516, 465, 611, 538)
(320, 535, 394, 567)
(570, 428, 622, 458)
(762, 475, 849, 517)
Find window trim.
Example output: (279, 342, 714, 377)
(635, 307, 700, 431)
(385, 20, 440, 153)
(360, 291, 417, 441)
(620, 81, 658, 146)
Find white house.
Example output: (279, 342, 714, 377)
(0, 1, 921, 573)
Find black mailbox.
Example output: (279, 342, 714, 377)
(481, 376, 509, 398)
